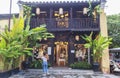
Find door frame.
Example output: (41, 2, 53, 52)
(54, 41, 68, 66)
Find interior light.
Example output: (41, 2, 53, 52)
(83, 7, 88, 14)
(59, 8, 63, 15)
(36, 7, 40, 15)
(75, 35, 80, 41)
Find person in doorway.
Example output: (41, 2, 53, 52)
(38, 52, 49, 75)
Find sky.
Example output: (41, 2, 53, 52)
(0, 0, 120, 15)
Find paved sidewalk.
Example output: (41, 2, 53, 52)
(9, 67, 120, 78)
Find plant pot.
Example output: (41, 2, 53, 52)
(93, 62, 100, 72)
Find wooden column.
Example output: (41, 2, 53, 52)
(50, 8, 53, 19)
(70, 8, 73, 19)
(68, 34, 75, 65)
(100, 10, 110, 74)
(48, 39, 54, 66)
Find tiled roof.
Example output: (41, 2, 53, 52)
(18, 0, 101, 4)
(19, 0, 100, 3)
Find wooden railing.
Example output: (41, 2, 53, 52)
(30, 18, 100, 31)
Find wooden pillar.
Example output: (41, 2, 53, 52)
(70, 8, 73, 19)
(48, 39, 54, 66)
(100, 10, 110, 74)
(68, 34, 75, 65)
(49, 8, 53, 28)
(50, 8, 53, 19)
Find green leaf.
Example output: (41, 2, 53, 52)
(82, 32, 112, 62)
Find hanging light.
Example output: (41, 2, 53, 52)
(75, 35, 80, 41)
(59, 8, 63, 15)
(36, 7, 40, 15)
(83, 7, 88, 14)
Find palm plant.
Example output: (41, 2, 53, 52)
(82, 32, 112, 62)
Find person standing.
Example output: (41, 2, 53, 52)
(39, 52, 49, 75)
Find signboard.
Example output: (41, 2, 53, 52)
(48, 47, 51, 55)
(71, 50, 75, 53)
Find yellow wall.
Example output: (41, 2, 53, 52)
(0, 19, 13, 32)
(100, 10, 110, 73)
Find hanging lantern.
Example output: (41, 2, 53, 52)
(36, 7, 40, 15)
(59, 8, 63, 15)
(83, 7, 88, 14)
(75, 35, 79, 41)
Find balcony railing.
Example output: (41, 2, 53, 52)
(30, 18, 100, 31)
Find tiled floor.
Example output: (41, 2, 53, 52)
(9, 68, 120, 78)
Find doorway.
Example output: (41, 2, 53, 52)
(54, 42, 68, 66)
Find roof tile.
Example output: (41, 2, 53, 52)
(19, 0, 100, 3)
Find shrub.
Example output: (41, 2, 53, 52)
(70, 61, 92, 69)
(30, 60, 51, 69)
(30, 60, 42, 69)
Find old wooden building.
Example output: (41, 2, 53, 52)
(18, 0, 108, 70)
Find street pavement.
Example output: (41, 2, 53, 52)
(9, 67, 120, 78)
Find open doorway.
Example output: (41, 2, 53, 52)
(74, 44, 88, 62)
(54, 42, 68, 66)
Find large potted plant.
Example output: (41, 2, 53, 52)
(82, 32, 112, 71)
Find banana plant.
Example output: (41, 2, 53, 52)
(0, 4, 54, 71)
(82, 32, 112, 62)
(0, 17, 31, 70)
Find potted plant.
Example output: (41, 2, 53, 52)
(82, 32, 112, 71)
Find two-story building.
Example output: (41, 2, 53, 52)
(18, 0, 109, 73)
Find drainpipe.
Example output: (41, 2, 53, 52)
(8, 0, 12, 31)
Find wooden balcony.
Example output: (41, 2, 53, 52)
(30, 18, 100, 31)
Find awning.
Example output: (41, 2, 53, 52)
(109, 48, 120, 52)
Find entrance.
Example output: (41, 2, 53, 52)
(54, 42, 68, 66)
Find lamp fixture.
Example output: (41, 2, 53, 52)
(59, 8, 63, 15)
(75, 35, 80, 41)
(36, 7, 40, 15)
(83, 7, 88, 14)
